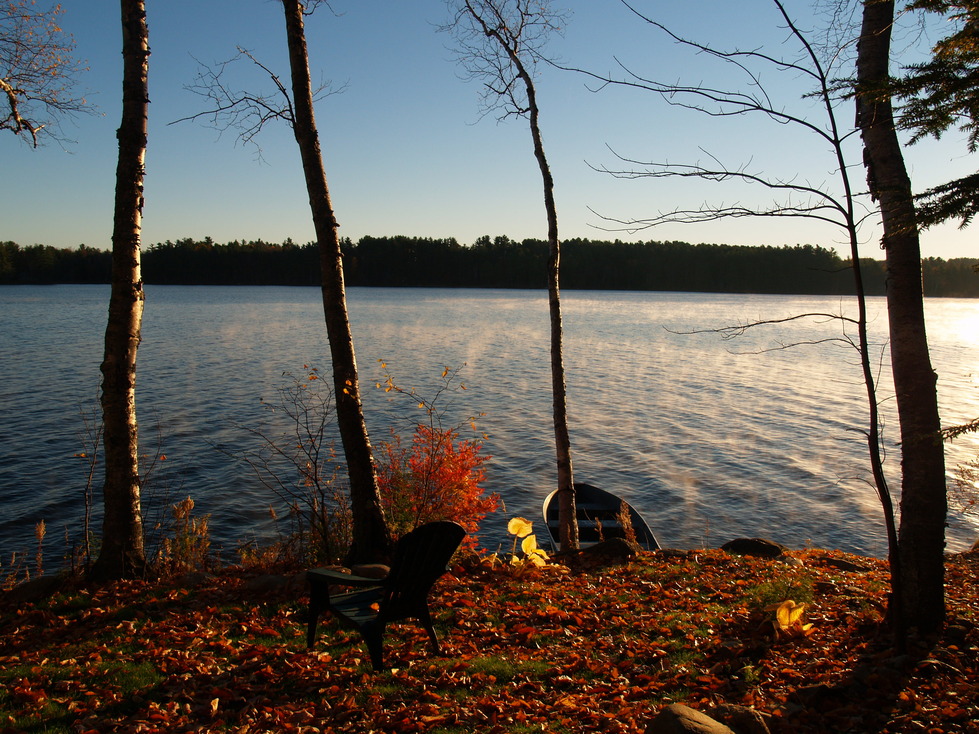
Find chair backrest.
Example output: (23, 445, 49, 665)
(382, 521, 466, 618)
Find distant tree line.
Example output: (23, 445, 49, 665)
(2, 236, 977, 297)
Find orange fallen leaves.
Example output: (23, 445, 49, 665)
(0, 548, 977, 733)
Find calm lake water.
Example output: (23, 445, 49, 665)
(2, 285, 978, 563)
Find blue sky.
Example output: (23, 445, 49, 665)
(3, 0, 975, 259)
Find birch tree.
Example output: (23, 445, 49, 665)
(178, 0, 390, 563)
(280, 0, 389, 564)
(576, 0, 951, 638)
(92, 0, 149, 580)
(444, 0, 579, 550)
(571, 0, 914, 630)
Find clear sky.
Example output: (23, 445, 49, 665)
(3, 0, 975, 259)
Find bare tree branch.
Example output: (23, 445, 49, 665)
(443, 0, 581, 551)
(441, 0, 568, 122)
(170, 47, 342, 160)
(551, 0, 877, 242)
(0, 0, 91, 147)
(569, 0, 900, 597)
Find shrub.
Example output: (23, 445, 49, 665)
(375, 423, 498, 551)
(155, 497, 211, 575)
(235, 363, 498, 562)
(950, 458, 979, 518)
(229, 367, 352, 567)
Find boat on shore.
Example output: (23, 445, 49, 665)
(542, 483, 660, 552)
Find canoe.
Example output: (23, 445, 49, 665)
(542, 483, 660, 552)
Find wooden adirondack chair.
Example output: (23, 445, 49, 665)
(306, 521, 466, 670)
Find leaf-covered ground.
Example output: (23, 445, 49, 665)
(1, 547, 977, 733)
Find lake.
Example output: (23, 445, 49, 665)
(2, 285, 978, 564)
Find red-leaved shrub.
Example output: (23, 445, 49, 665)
(375, 424, 498, 551)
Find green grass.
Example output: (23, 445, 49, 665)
(4, 704, 75, 734)
(744, 576, 815, 609)
(0, 664, 78, 734)
(663, 643, 701, 668)
(438, 724, 557, 734)
(465, 654, 553, 682)
(95, 660, 164, 694)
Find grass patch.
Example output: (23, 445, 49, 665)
(96, 660, 163, 694)
(466, 654, 552, 682)
(744, 575, 815, 609)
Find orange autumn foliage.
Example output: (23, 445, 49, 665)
(375, 424, 498, 551)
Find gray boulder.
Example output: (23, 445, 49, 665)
(721, 538, 788, 558)
(708, 704, 771, 734)
(645, 703, 736, 734)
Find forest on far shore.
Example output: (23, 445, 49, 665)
(2, 235, 978, 297)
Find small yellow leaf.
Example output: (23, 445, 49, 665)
(521, 534, 539, 555)
(772, 600, 808, 634)
(527, 552, 548, 567)
(787, 602, 806, 625)
(775, 601, 794, 629)
(508, 517, 533, 537)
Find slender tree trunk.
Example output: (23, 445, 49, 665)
(857, 0, 946, 636)
(516, 64, 578, 551)
(455, 1, 578, 550)
(534, 113, 579, 552)
(846, 215, 903, 636)
(281, 0, 390, 564)
(92, 0, 149, 581)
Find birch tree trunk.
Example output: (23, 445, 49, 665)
(448, 0, 578, 549)
(856, 0, 947, 635)
(281, 0, 390, 564)
(92, 0, 149, 580)
(523, 71, 578, 551)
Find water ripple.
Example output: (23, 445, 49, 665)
(1, 285, 977, 562)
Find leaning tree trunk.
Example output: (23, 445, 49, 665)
(281, 0, 390, 564)
(515, 62, 578, 551)
(857, 0, 947, 636)
(92, 0, 149, 581)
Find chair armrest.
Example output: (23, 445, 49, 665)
(307, 568, 385, 587)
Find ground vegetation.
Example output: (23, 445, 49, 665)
(1, 546, 976, 732)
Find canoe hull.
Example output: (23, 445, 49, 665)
(542, 483, 660, 552)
